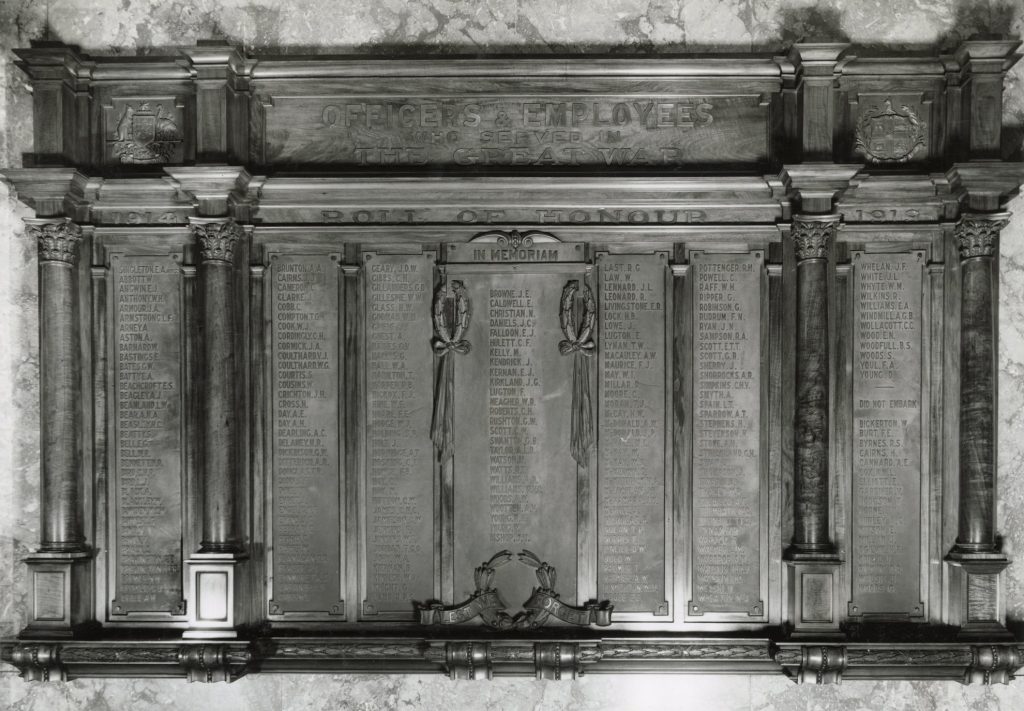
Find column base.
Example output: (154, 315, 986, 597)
(785, 553, 843, 638)
(19, 551, 92, 639)
(945, 550, 1013, 640)
(183, 552, 247, 639)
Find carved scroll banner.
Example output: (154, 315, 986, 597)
(689, 251, 765, 617)
(850, 251, 924, 617)
(449, 244, 584, 611)
(110, 252, 184, 616)
(262, 95, 769, 168)
(268, 252, 343, 617)
(596, 253, 669, 616)
(363, 252, 436, 617)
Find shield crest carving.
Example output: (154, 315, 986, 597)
(854, 98, 927, 164)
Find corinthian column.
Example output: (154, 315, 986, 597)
(785, 214, 841, 636)
(193, 218, 244, 553)
(185, 217, 246, 639)
(790, 216, 836, 555)
(22, 218, 92, 637)
(947, 212, 1012, 639)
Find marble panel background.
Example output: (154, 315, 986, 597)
(1, 0, 1023, 708)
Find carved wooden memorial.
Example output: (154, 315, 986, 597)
(2, 38, 1024, 684)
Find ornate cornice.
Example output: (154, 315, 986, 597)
(190, 218, 243, 263)
(790, 215, 839, 261)
(26, 219, 82, 265)
(956, 212, 1011, 259)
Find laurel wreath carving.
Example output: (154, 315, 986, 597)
(558, 281, 596, 356)
(431, 280, 472, 356)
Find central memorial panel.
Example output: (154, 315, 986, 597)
(449, 241, 586, 610)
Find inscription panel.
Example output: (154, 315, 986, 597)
(111, 253, 184, 616)
(452, 264, 581, 610)
(596, 253, 668, 615)
(269, 253, 343, 616)
(264, 95, 768, 167)
(689, 252, 763, 616)
(851, 251, 924, 617)
(363, 252, 435, 616)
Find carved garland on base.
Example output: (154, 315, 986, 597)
(418, 550, 612, 629)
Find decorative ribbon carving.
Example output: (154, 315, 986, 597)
(430, 279, 471, 461)
(558, 280, 596, 466)
(418, 550, 612, 629)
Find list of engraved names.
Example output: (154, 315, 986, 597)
(691, 253, 762, 614)
(114, 255, 182, 612)
(488, 284, 541, 545)
(852, 252, 922, 614)
(365, 253, 434, 613)
(271, 255, 340, 613)
(597, 255, 667, 613)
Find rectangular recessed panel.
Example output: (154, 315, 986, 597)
(596, 253, 668, 614)
(112, 253, 184, 615)
(453, 268, 580, 610)
(802, 573, 833, 623)
(264, 95, 768, 167)
(197, 572, 228, 622)
(34, 571, 65, 621)
(689, 252, 763, 616)
(269, 253, 342, 615)
(851, 251, 923, 617)
(363, 252, 436, 616)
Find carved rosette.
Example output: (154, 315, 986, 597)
(790, 217, 838, 261)
(191, 219, 243, 263)
(28, 219, 82, 265)
(956, 213, 1010, 260)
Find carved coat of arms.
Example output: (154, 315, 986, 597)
(111, 102, 182, 164)
(854, 98, 927, 164)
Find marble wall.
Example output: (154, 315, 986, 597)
(1, 1, 1023, 709)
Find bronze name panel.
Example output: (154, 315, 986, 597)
(109, 252, 185, 617)
(850, 250, 925, 617)
(688, 251, 765, 618)
(596, 253, 670, 616)
(262, 95, 768, 168)
(362, 252, 436, 618)
(267, 252, 344, 617)
(450, 262, 583, 610)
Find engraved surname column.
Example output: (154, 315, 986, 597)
(364, 253, 434, 616)
(23, 218, 92, 636)
(112, 253, 184, 615)
(185, 217, 245, 638)
(597, 253, 668, 616)
(269, 253, 341, 616)
(785, 214, 841, 635)
(947, 212, 1012, 639)
(689, 251, 763, 617)
(850, 251, 924, 617)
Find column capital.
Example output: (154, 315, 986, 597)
(26, 218, 82, 265)
(955, 212, 1011, 260)
(790, 215, 839, 261)
(190, 217, 243, 264)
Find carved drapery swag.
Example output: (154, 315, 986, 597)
(431, 280, 471, 461)
(558, 280, 596, 466)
